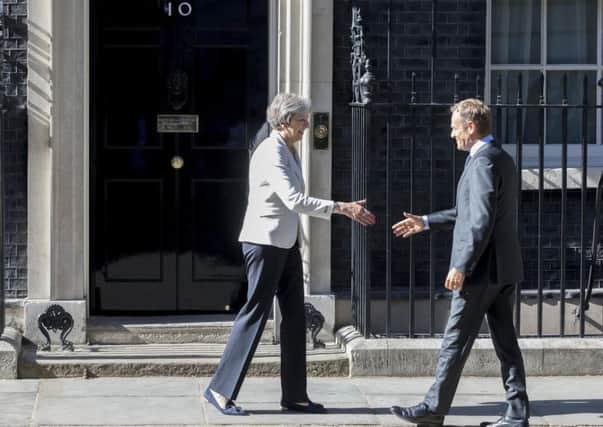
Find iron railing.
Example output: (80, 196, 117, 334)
(351, 71, 603, 339)
(0, 8, 5, 337)
(349, 2, 603, 339)
(350, 103, 371, 338)
(0, 109, 4, 337)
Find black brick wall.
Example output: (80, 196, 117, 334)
(1, 0, 28, 298)
(332, 0, 602, 294)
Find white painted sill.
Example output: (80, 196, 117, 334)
(502, 144, 603, 190)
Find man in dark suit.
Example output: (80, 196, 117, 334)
(390, 98, 529, 427)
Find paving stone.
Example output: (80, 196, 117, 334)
(38, 377, 201, 397)
(0, 379, 39, 393)
(32, 396, 204, 426)
(0, 392, 36, 427)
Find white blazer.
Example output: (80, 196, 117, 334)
(238, 131, 334, 249)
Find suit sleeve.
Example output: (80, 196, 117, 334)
(452, 157, 497, 274)
(426, 208, 457, 231)
(265, 142, 334, 219)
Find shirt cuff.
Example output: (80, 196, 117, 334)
(326, 200, 336, 217)
(422, 215, 430, 230)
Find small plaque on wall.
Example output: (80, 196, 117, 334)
(157, 114, 199, 133)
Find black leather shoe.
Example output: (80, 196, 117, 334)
(480, 416, 529, 427)
(390, 402, 444, 426)
(281, 400, 326, 413)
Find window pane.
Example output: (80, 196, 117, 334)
(546, 71, 596, 144)
(547, 0, 597, 64)
(492, 0, 541, 64)
(491, 71, 542, 144)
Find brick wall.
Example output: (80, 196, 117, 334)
(1, 0, 28, 298)
(331, 0, 601, 294)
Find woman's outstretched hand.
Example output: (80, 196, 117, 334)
(334, 199, 376, 226)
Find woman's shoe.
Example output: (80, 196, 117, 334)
(203, 388, 247, 416)
(281, 400, 326, 413)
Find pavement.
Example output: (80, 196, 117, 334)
(1, 376, 602, 426)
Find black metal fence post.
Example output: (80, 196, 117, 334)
(514, 74, 524, 334)
(350, 6, 373, 338)
(579, 75, 588, 337)
(560, 74, 568, 336)
(0, 108, 4, 337)
(537, 72, 545, 337)
(0, 6, 4, 337)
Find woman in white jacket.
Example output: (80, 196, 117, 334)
(204, 93, 375, 415)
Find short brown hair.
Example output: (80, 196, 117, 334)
(450, 98, 491, 136)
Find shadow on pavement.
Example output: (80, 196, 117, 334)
(248, 400, 603, 418)
(448, 399, 603, 416)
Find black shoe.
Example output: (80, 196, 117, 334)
(390, 402, 444, 426)
(281, 400, 326, 413)
(480, 416, 529, 427)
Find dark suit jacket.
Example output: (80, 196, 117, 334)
(427, 142, 524, 285)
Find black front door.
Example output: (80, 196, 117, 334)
(91, 1, 268, 313)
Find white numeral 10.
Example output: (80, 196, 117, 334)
(166, 2, 192, 17)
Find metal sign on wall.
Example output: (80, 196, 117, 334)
(157, 114, 199, 133)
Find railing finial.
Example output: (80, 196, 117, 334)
(562, 73, 569, 106)
(516, 73, 523, 105)
(475, 74, 481, 100)
(538, 72, 545, 105)
(410, 72, 417, 104)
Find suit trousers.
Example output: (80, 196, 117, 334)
(208, 242, 307, 402)
(424, 283, 529, 420)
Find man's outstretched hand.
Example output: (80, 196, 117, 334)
(392, 212, 425, 238)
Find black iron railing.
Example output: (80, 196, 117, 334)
(0, 8, 5, 337)
(350, 103, 371, 338)
(349, 2, 603, 340)
(0, 108, 4, 337)
(349, 6, 374, 338)
(351, 71, 603, 339)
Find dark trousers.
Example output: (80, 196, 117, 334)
(208, 242, 307, 402)
(424, 284, 529, 420)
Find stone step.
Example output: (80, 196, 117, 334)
(87, 315, 275, 344)
(18, 341, 349, 378)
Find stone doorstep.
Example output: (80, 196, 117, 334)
(18, 341, 349, 379)
(336, 325, 603, 377)
(0, 327, 22, 379)
(87, 315, 275, 344)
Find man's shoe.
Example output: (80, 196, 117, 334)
(480, 416, 529, 427)
(390, 402, 444, 426)
(281, 400, 326, 413)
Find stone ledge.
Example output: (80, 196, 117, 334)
(0, 327, 22, 379)
(18, 341, 348, 378)
(336, 325, 603, 377)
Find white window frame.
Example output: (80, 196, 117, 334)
(486, 0, 603, 188)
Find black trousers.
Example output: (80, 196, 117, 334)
(208, 242, 307, 402)
(424, 283, 529, 420)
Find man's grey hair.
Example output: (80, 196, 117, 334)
(266, 93, 311, 129)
